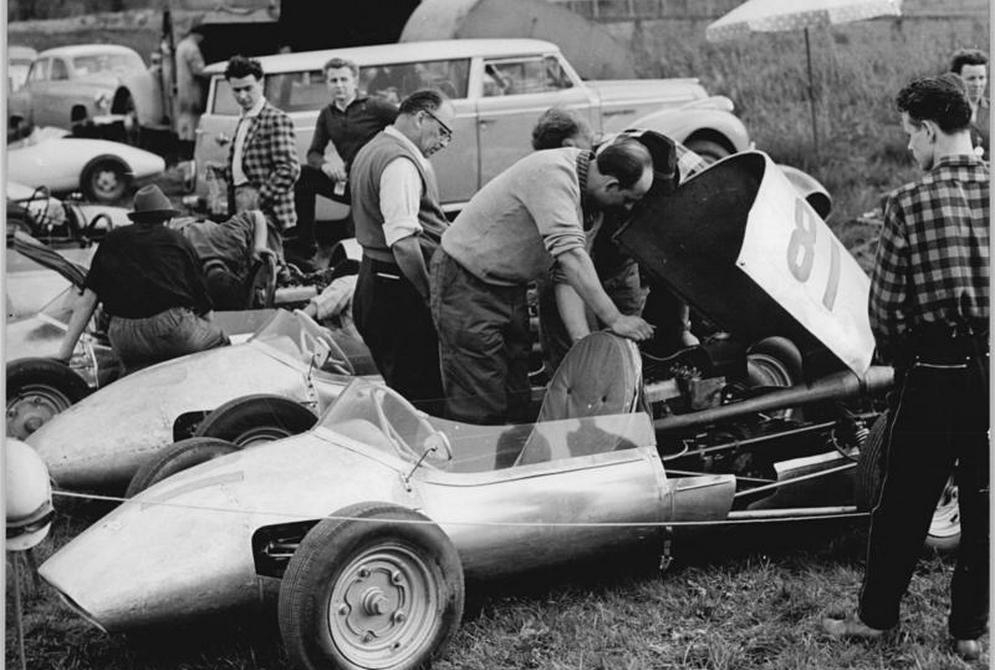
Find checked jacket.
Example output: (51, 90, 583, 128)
(225, 101, 301, 231)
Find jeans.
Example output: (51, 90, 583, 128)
(858, 333, 989, 639)
(108, 307, 230, 372)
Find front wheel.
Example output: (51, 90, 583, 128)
(684, 138, 731, 164)
(125, 436, 240, 497)
(6, 358, 91, 439)
(278, 502, 464, 670)
(856, 412, 961, 551)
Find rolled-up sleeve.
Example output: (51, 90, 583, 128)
(379, 156, 423, 247)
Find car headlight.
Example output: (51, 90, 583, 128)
(94, 92, 111, 114)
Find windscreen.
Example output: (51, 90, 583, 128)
(250, 309, 352, 374)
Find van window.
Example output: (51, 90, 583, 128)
(360, 59, 470, 104)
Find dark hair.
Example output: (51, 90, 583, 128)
(896, 75, 973, 133)
(399, 88, 446, 115)
(531, 107, 588, 150)
(596, 139, 652, 189)
(224, 55, 263, 81)
(324, 57, 358, 78)
(949, 48, 988, 75)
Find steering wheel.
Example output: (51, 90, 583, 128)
(83, 212, 114, 242)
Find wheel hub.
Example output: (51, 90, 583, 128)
(327, 546, 439, 668)
(7, 387, 71, 440)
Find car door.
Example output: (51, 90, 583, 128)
(475, 54, 595, 189)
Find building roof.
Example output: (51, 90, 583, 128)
(203, 38, 561, 74)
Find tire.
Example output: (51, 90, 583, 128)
(278, 502, 465, 670)
(81, 156, 131, 204)
(856, 412, 961, 552)
(193, 394, 318, 446)
(125, 436, 240, 497)
(745, 336, 803, 420)
(6, 358, 91, 439)
(684, 138, 731, 164)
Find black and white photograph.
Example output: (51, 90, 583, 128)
(4, 0, 990, 668)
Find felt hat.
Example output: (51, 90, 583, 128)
(127, 184, 180, 222)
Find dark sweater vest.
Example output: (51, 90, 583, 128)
(350, 131, 449, 263)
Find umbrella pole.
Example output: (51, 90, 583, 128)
(805, 27, 819, 158)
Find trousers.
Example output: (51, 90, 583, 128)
(353, 256, 443, 415)
(108, 307, 229, 373)
(430, 250, 531, 425)
(292, 165, 352, 254)
(858, 329, 989, 639)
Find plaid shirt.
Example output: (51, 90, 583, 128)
(869, 154, 989, 358)
(226, 101, 301, 231)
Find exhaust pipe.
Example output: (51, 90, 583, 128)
(654, 365, 893, 433)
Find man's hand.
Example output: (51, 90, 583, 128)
(234, 186, 260, 212)
(252, 245, 275, 263)
(321, 155, 347, 182)
(608, 314, 655, 341)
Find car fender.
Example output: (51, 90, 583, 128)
(116, 71, 164, 128)
(627, 98, 751, 153)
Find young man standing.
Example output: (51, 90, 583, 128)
(349, 89, 454, 414)
(292, 57, 398, 261)
(822, 75, 989, 662)
(223, 56, 300, 244)
(949, 48, 989, 160)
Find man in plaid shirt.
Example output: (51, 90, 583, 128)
(222, 56, 300, 248)
(823, 75, 989, 662)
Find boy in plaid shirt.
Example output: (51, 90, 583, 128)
(823, 75, 989, 662)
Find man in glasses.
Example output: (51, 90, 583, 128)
(349, 89, 456, 414)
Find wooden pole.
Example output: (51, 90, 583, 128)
(804, 27, 820, 158)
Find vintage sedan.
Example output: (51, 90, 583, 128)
(40, 151, 960, 669)
(8, 125, 165, 203)
(9, 44, 162, 146)
(193, 38, 750, 217)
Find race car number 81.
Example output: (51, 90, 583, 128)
(786, 198, 841, 312)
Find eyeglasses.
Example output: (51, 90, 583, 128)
(423, 109, 453, 142)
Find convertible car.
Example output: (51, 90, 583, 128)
(40, 151, 961, 670)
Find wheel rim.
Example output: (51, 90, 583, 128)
(929, 478, 960, 540)
(91, 168, 125, 201)
(326, 542, 440, 668)
(6, 384, 73, 439)
(746, 353, 795, 419)
(233, 425, 295, 447)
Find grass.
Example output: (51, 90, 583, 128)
(7, 503, 986, 669)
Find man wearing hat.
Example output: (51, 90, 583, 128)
(58, 184, 229, 371)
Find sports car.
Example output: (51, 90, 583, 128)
(7, 181, 133, 245)
(40, 151, 962, 670)
(25, 309, 377, 491)
(7, 125, 165, 203)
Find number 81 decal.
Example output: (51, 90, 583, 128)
(786, 198, 841, 311)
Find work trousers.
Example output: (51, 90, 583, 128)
(353, 256, 443, 415)
(858, 329, 989, 639)
(108, 307, 229, 373)
(430, 250, 531, 425)
(292, 165, 352, 254)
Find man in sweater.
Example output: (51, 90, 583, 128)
(292, 57, 398, 261)
(350, 89, 454, 413)
(431, 140, 656, 424)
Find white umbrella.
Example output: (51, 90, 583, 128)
(706, 0, 903, 154)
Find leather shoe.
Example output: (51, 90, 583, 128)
(953, 639, 981, 661)
(821, 613, 891, 639)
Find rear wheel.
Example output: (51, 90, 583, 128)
(6, 358, 90, 439)
(278, 502, 464, 670)
(194, 394, 318, 446)
(81, 157, 130, 203)
(856, 412, 961, 551)
(125, 436, 240, 497)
